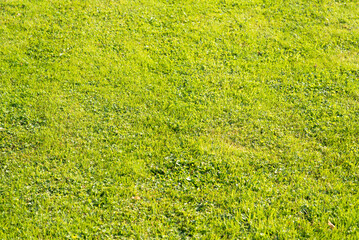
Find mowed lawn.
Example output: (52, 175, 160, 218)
(1, 0, 359, 238)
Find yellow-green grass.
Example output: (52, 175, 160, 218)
(0, 0, 359, 238)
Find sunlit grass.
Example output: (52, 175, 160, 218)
(1, 0, 359, 238)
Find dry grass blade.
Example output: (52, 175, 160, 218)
(328, 220, 335, 230)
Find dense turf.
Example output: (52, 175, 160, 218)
(1, 0, 359, 238)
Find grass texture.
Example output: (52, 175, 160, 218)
(1, 0, 359, 238)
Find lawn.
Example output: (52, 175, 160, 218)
(0, 0, 359, 238)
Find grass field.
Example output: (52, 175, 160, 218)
(1, 0, 359, 238)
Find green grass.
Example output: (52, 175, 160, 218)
(1, 0, 359, 238)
